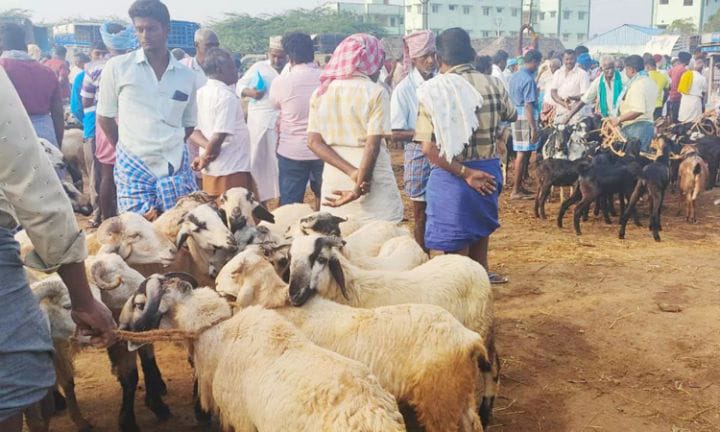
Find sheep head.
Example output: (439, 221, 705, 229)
(215, 246, 290, 308)
(61, 181, 93, 216)
(288, 235, 347, 307)
(176, 203, 238, 278)
(38, 138, 66, 171)
(219, 187, 274, 233)
(284, 212, 347, 239)
(97, 213, 177, 265)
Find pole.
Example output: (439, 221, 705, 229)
(421, 0, 429, 30)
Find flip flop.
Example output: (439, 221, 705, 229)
(488, 272, 509, 284)
(509, 192, 534, 201)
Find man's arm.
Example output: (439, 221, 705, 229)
(551, 88, 570, 109)
(97, 116, 118, 147)
(308, 132, 357, 176)
(421, 141, 497, 196)
(50, 87, 65, 147)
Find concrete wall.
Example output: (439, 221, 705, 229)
(404, 0, 523, 37)
(532, 0, 590, 47)
(652, 0, 720, 32)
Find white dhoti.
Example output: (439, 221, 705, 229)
(678, 94, 703, 123)
(321, 144, 404, 223)
(247, 112, 280, 202)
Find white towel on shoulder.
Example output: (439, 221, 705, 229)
(416, 73, 483, 163)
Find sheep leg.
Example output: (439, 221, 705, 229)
(650, 192, 662, 241)
(535, 184, 551, 219)
(478, 339, 500, 428)
(108, 343, 140, 432)
(65, 162, 84, 193)
(193, 379, 212, 425)
(658, 190, 666, 231)
(139, 345, 172, 421)
(600, 195, 613, 224)
(24, 391, 53, 432)
(708, 163, 718, 189)
(54, 340, 92, 432)
(573, 190, 597, 236)
(619, 182, 643, 239)
(52, 389, 67, 411)
(557, 186, 582, 228)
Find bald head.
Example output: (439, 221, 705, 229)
(194, 28, 219, 63)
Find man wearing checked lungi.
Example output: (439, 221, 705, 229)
(391, 30, 436, 251)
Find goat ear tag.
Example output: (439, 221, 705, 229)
(127, 341, 148, 352)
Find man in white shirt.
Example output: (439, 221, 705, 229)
(550, 49, 590, 124)
(190, 48, 253, 198)
(236, 36, 287, 203)
(97, 0, 198, 218)
(390, 29, 436, 251)
(491, 50, 509, 89)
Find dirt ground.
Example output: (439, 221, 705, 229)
(43, 149, 720, 432)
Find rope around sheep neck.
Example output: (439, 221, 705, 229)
(113, 315, 232, 344)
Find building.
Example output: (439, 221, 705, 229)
(582, 24, 666, 56)
(651, 0, 720, 32)
(404, 0, 523, 38)
(323, 0, 405, 36)
(531, 0, 590, 47)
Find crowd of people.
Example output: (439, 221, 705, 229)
(1, 0, 718, 427)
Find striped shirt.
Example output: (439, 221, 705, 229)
(415, 63, 517, 161)
(307, 74, 390, 147)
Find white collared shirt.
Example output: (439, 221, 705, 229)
(180, 56, 208, 88)
(390, 68, 426, 131)
(491, 64, 509, 90)
(550, 65, 590, 117)
(96, 49, 198, 177)
(196, 79, 251, 176)
(236, 59, 280, 126)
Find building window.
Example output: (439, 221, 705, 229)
(390, 17, 396, 26)
(563, 11, 571, 19)
(399, 16, 404, 24)
(496, 7, 504, 13)
(578, 11, 586, 20)
(659, 0, 668, 3)
(416, 4, 421, 13)
(512, 8, 519, 17)
(406, 5, 412, 13)
(577, 33, 585, 40)
(449, 4, 457, 11)
(684, 0, 693, 5)
(431, 4, 439, 13)
(482, 31, 490, 37)
(563, 33, 570, 42)
(550, 11, 557, 18)
(510, 31, 518, 36)
(499, 31, 504, 36)
(463, 6, 471, 14)
(540, 12, 546, 20)
(483, 6, 490, 15)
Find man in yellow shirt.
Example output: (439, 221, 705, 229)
(645, 57, 669, 119)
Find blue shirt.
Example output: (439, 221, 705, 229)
(509, 68, 539, 108)
(70, 71, 96, 139)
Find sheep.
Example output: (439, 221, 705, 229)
(217, 187, 275, 232)
(215, 247, 485, 432)
(534, 157, 587, 219)
(284, 211, 364, 239)
(85, 253, 172, 431)
(119, 274, 407, 432)
(61, 128, 87, 180)
(176, 203, 238, 284)
(691, 136, 720, 189)
(38, 137, 66, 172)
(259, 202, 313, 238)
(94, 212, 176, 266)
(153, 191, 215, 242)
(61, 181, 93, 216)
(342, 220, 410, 260)
(287, 235, 498, 427)
(678, 146, 709, 223)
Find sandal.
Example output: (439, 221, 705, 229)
(488, 272, 509, 284)
(509, 192, 534, 200)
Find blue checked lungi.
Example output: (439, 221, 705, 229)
(403, 142, 432, 201)
(114, 144, 197, 214)
(511, 105, 540, 152)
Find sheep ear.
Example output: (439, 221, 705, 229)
(163, 272, 199, 289)
(328, 257, 347, 300)
(217, 208, 228, 228)
(252, 205, 275, 223)
(176, 227, 191, 250)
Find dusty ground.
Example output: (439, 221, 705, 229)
(43, 149, 720, 432)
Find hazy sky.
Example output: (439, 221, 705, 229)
(12, 0, 651, 36)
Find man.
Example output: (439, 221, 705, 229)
(180, 28, 220, 184)
(608, 55, 657, 152)
(415, 28, 517, 285)
(69, 52, 91, 126)
(97, 0, 198, 217)
(190, 48, 253, 198)
(236, 36, 287, 203)
(474, 55, 492, 75)
(43, 45, 70, 101)
(509, 49, 542, 200)
(491, 50, 509, 89)
(307, 33, 403, 223)
(565, 55, 623, 121)
(268, 32, 323, 209)
(390, 29, 436, 250)
(667, 51, 691, 122)
(577, 52, 592, 72)
(646, 57, 669, 119)
(0, 68, 115, 432)
(83, 22, 136, 223)
(678, 58, 707, 124)
(0, 23, 64, 153)
(550, 49, 590, 124)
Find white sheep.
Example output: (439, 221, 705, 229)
(288, 234, 499, 427)
(216, 247, 485, 432)
(153, 191, 215, 242)
(119, 274, 407, 432)
(259, 202, 313, 238)
(92, 212, 176, 265)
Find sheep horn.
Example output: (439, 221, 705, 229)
(91, 261, 123, 290)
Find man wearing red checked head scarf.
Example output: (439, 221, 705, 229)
(390, 30, 436, 250)
(307, 33, 403, 223)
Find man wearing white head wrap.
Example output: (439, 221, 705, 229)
(390, 30, 436, 250)
(235, 35, 288, 203)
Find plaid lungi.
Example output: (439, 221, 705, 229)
(114, 144, 197, 214)
(403, 142, 431, 201)
(511, 105, 540, 152)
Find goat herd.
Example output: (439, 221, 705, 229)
(534, 115, 719, 242)
(21, 187, 497, 432)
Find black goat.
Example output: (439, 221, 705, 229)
(693, 136, 720, 189)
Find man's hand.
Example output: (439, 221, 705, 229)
(191, 156, 208, 171)
(324, 188, 362, 207)
(144, 207, 159, 222)
(246, 88, 265, 100)
(609, 116, 621, 127)
(463, 168, 497, 195)
(71, 299, 117, 348)
(529, 126, 538, 144)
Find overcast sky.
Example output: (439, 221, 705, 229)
(11, 0, 652, 36)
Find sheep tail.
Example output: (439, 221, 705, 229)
(692, 163, 703, 201)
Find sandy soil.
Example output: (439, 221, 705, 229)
(41, 149, 720, 432)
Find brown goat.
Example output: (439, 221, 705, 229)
(678, 146, 709, 223)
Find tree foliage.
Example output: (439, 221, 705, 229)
(210, 8, 386, 54)
(0, 8, 32, 19)
(664, 18, 698, 36)
(704, 10, 720, 33)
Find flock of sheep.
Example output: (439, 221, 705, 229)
(20, 175, 499, 431)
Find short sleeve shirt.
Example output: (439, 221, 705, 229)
(508, 68, 539, 107)
(390, 68, 425, 132)
(619, 75, 657, 124)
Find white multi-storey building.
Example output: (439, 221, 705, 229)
(651, 0, 720, 32)
(404, 0, 523, 38)
(531, 0, 590, 47)
(323, 0, 405, 36)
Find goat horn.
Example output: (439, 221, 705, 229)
(91, 261, 123, 290)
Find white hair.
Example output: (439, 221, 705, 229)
(194, 28, 217, 43)
(600, 55, 615, 67)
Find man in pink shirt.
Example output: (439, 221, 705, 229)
(269, 32, 323, 209)
(667, 51, 691, 122)
(43, 46, 71, 102)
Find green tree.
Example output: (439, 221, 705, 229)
(0, 8, 32, 19)
(211, 8, 386, 54)
(704, 10, 720, 33)
(665, 18, 698, 35)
